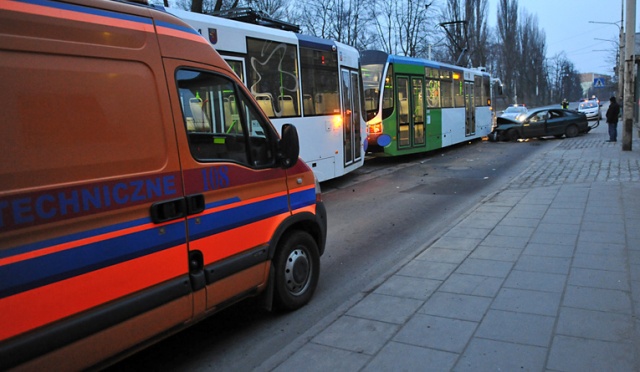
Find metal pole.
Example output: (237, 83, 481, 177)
(589, 20, 625, 101)
(618, 0, 625, 100)
(618, 22, 624, 100)
(621, 0, 635, 151)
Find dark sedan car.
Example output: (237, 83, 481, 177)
(489, 108, 590, 142)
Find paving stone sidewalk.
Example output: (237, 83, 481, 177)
(260, 123, 640, 372)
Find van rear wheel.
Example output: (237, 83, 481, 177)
(273, 231, 320, 311)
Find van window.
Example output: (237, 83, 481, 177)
(176, 69, 276, 167)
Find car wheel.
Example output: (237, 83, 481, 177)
(273, 231, 320, 311)
(506, 128, 519, 141)
(565, 125, 579, 138)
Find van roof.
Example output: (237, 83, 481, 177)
(9, 0, 234, 74)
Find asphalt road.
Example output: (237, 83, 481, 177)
(110, 136, 556, 371)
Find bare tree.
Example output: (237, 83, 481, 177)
(368, 0, 435, 56)
(516, 12, 548, 106)
(496, 0, 518, 103)
(331, 0, 367, 47)
(438, 0, 489, 67)
(296, 0, 371, 49)
(178, 0, 239, 13)
(548, 53, 582, 103)
(244, 0, 289, 19)
(297, 0, 334, 38)
(465, 0, 489, 68)
(439, 0, 466, 64)
(183, 0, 290, 16)
(395, 0, 434, 57)
(369, 0, 397, 53)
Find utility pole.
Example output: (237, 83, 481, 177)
(589, 19, 624, 100)
(618, 1, 625, 101)
(621, 0, 635, 151)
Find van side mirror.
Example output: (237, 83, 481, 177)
(278, 124, 299, 169)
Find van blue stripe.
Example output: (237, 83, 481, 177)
(289, 188, 316, 210)
(19, 0, 154, 26)
(1, 190, 315, 298)
(0, 221, 186, 299)
(188, 189, 314, 241)
(189, 194, 290, 241)
(155, 19, 201, 36)
(205, 196, 241, 209)
(0, 217, 150, 260)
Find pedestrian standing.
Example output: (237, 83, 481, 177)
(605, 96, 620, 142)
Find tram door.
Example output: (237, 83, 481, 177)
(464, 81, 476, 136)
(397, 76, 425, 148)
(341, 69, 362, 166)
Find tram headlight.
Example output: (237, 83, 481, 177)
(332, 115, 342, 130)
(367, 120, 383, 135)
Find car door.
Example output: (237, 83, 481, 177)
(522, 111, 547, 138)
(545, 110, 567, 135)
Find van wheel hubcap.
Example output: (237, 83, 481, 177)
(284, 249, 310, 295)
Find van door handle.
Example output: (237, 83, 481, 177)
(186, 194, 205, 215)
(150, 198, 187, 223)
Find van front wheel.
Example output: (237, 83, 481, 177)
(273, 231, 320, 311)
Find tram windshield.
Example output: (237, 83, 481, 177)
(362, 63, 384, 121)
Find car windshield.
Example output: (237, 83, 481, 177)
(504, 106, 526, 113)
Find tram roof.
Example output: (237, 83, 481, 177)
(295, 34, 335, 52)
(362, 50, 489, 76)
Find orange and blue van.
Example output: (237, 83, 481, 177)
(0, 0, 327, 369)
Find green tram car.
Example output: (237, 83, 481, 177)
(362, 50, 493, 156)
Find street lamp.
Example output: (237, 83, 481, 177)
(589, 20, 624, 99)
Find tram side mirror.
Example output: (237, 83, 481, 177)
(279, 124, 299, 169)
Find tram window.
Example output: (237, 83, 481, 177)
(224, 59, 245, 82)
(425, 67, 440, 109)
(440, 70, 453, 108)
(454, 73, 464, 107)
(176, 69, 276, 167)
(246, 37, 300, 118)
(397, 77, 410, 147)
(300, 47, 339, 116)
(483, 76, 491, 106)
(426, 79, 440, 108)
(412, 78, 425, 145)
(381, 64, 394, 119)
(362, 63, 384, 120)
(351, 72, 362, 149)
(474, 76, 483, 107)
